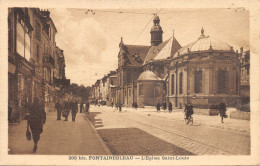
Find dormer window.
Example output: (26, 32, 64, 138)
(132, 53, 142, 63)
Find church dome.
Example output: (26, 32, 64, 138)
(173, 28, 234, 58)
(137, 70, 163, 81)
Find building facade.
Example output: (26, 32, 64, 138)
(8, 8, 68, 120)
(168, 29, 241, 108)
(8, 8, 34, 118)
(239, 49, 250, 105)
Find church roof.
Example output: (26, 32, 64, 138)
(173, 29, 233, 58)
(143, 36, 181, 64)
(137, 70, 163, 81)
(154, 36, 182, 61)
(123, 45, 150, 65)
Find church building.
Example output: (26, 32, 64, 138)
(168, 28, 241, 108)
(116, 14, 182, 107)
(104, 14, 243, 108)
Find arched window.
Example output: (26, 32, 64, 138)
(194, 70, 202, 93)
(179, 72, 183, 94)
(129, 89, 131, 96)
(218, 70, 227, 93)
(139, 84, 143, 95)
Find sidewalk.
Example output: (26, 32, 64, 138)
(98, 105, 250, 134)
(8, 111, 111, 155)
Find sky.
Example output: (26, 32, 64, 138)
(48, 8, 249, 87)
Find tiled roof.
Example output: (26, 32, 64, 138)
(123, 45, 150, 65)
(143, 36, 181, 64)
(154, 36, 182, 61)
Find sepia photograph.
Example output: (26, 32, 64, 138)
(1, 0, 260, 165)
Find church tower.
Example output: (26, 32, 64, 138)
(150, 14, 163, 46)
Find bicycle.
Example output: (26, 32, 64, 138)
(184, 113, 193, 125)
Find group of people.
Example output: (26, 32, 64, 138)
(156, 101, 173, 112)
(55, 99, 90, 122)
(156, 101, 227, 123)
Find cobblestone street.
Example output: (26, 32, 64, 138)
(87, 105, 250, 155)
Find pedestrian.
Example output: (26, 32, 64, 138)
(163, 101, 167, 112)
(168, 101, 172, 113)
(111, 101, 114, 108)
(116, 102, 118, 110)
(133, 102, 138, 110)
(27, 97, 46, 153)
(184, 102, 194, 122)
(156, 102, 160, 113)
(219, 102, 227, 123)
(55, 99, 62, 120)
(119, 102, 122, 112)
(86, 101, 90, 114)
(71, 100, 78, 122)
(80, 102, 83, 113)
(63, 100, 70, 121)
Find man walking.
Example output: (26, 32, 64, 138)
(27, 97, 46, 153)
(168, 101, 172, 113)
(118, 102, 122, 112)
(156, 102, 161, 113)
(55, 99, 62, 120)
(63, 100, 70, 121)
(80, 102, 83, 113)
(71, 100, 78, 122)
(86, 101, 90, 114)
(219, 102, 227, 123)
(162, 101, 167, 112)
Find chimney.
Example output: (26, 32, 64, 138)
(41, 9, 50, 17)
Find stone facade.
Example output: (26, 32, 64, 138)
(168, 30, 241, 108)
(8, 8, 34, 118)
(239, 50, 250, 105)
(137, 70, 164, 107)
